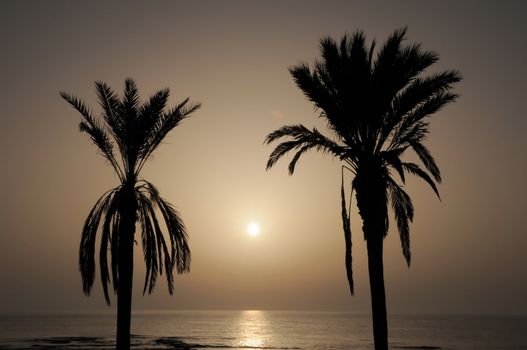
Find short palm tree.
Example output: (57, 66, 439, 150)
(265, 28, 461, 350)
(61, 79, 200, 350)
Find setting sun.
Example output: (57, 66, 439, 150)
(247, 222, 261, 236)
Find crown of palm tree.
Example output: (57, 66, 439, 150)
(265, 28, 461, 294)
(61, 78, 200, 304)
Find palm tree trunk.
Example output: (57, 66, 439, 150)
(367, 234, 388, 350)
(355, 169, 389, 350)
(116, 187, 136, 350)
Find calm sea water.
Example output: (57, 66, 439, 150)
(0, 311, 525, 349)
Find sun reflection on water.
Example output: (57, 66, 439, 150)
(236, 310, 269, 349)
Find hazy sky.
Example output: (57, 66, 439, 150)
(1, 1, 526, 315)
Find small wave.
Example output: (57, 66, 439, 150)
(156, 336, 301, 349)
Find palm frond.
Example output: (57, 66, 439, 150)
(109, 195, 120, 298)
(60, 92, 94, 122)
(387, 179, 414, 265)
(79, 188, 116, 296)
(371, 27, 408, 115)
(372, 30, 436, 149)
(392, 71, 461, 121)
(373, 27, 407, 75)
(289, 64, 340, 128)
(99, 189, 121, 305)
(265, 124, 311, 143)
(402, 162, 440, 199)
(61, 91, 124, 180)
(95, 81, 123, 140)
(309, 32, 372, 142)
(287, 145, 312, 175)
(265, 125, 349, 171)
(121, 78, 140, 120)
(137, 193, 160, 294)
(137, 187, 188, 294)
(376, 70, 461, 152)
(266, 139, 303, 169)
(382, 147, 408, 183)
(398, 90, 459, 139)
(139, 181, 190, 294)
(389, 120, 430, 151)
(141, 190, 175, 294)
(138, 88, 170, 142)
(136, 98, 201, 175)
(410, 141, 441, 182)
(319, 36, 340, 84)
(397, 43, 438, 81)
(341, 167, 354, 295)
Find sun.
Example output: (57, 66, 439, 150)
(247, 222, 261, 236)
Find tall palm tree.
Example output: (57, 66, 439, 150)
(265, 28, 461, 350)
(61, 78, 200, 350)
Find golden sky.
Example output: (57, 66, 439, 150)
(0, 1, 526, 314)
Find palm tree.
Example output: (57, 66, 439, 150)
(61, 79, 200, 350)
(265, 28, 461, 350)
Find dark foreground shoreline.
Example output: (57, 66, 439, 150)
(2, 334, 302, 350)
(0, 335, 446, 350)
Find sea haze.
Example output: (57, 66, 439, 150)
(0, 311, 526, 349)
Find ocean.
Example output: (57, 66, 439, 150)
(0, 311, 525, 349)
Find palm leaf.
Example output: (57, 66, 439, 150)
(141, 181, 190, 292)
(341, 168, 354, 295)
(79, 188, 116, 296)
(137, 193, 160, 294)
(400, 90, 459, 133)
(376, 70, 460, 152)
(371, 27, 408, 117)
(289, 64, 340, 129)
(410, 141, 441, 182)
(402, 162, 440, 199)
(95, 81, 123, 140)
(136, 99, 201, 174)
(61, 92, 123, 180)
(265, 125, 348, 171)
(136, 88, 170, 155)
(381, 147, 408, 183)
(121, 78, 140, 121)
(99, 188, 122, 305)
(387, 179, 414, 265)
(392, 71, 461, 121)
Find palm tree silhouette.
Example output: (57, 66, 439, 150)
(265, 28, 461, 350)
(61, 79, 200, 350)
